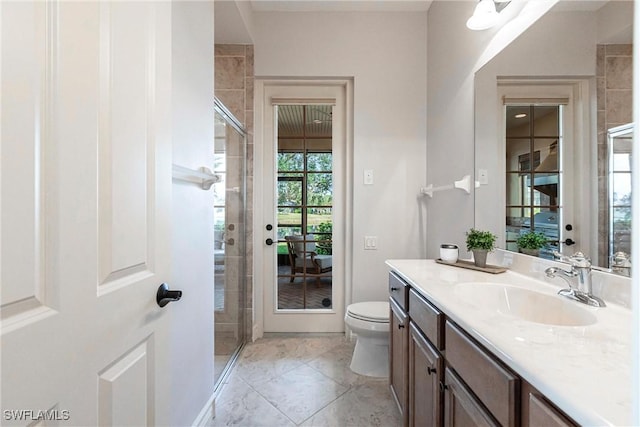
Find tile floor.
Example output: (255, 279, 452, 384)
(212, 334, 402, 427)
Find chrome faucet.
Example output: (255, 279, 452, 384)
(544, 251, 606, 307)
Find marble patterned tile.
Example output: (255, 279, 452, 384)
(306, 341, 368, 387)
(606, 89, 633, 124)
(234, 339, 306, 386)
(606, 56, 633, 90)
(605, 44, 632, 56)
(215, 57, 246, 90)
(213, 387, 295, 427)
(252, 364, 349, 424)
(288, 335, 348, 362)
(215, 44, 246, 57)
(215, 372, 253, 407)
(300, 380, 401, 427)
(596, 44, 605, 77)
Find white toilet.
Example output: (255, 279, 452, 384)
(344, 301, 390, 377)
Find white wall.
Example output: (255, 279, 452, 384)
(253, 11, 428, 304)
(170, 2, 216, 424)
(426, 0, 558, 258)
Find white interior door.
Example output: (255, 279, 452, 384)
(260, 82, 348, 333)
(1, 2, 174, 425)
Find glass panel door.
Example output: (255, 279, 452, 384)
(213, 101, 246, 388)
(275, 105, 333, 310)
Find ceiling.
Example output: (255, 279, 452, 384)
(215, 0, 433, 44)
(250, 0, 433, 12)
(277, 105, 333, 138)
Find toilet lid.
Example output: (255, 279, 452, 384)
(347, 301, 389, 323)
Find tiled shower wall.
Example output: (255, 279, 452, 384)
(596, 44, 632, 266)
(214, 44, 254, 341)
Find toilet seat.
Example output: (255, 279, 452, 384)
(346, 301, 389, 323)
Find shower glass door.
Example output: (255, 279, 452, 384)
(213, 100, 246, 388)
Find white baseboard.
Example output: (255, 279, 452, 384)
(192, 391, 216, 427)
(253, 322, 263, 341)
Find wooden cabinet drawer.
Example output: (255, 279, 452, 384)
(389, 271, 409, 311)
(445, 320, 519, 427)
(409, 288, 444, 350)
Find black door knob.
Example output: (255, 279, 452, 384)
(266, 238, 274, 246)
(564, 238, 576, 246)
(156, 283, 182, 308)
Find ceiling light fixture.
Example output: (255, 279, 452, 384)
(466, 0, 510, 31)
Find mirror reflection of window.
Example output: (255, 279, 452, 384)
(505, 105, 562, 258)
(608, 124, 633, 272)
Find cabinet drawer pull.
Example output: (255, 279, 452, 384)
(439, 381, 448, 392)
(390, 287, 399, 291)
(398, 324, 405, 329)
(427, 366, 436, 375)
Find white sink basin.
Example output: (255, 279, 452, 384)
(454, 282, 597, 326)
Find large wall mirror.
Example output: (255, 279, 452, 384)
(474, 0, 633, 275)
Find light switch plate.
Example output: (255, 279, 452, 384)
(364, 236, 378, 250)
(478, 169, 489, 185)
(364, 169, 374, 185)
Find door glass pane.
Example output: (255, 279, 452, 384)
(276, 105, 333, 311)
(505, 106, 531, 137)
(505, 105, 562, 260)
(531, 172, 559, 207)
(278, 176, 303, 206)
(533, 106, 559, 135)
(307, 173, 333, 206)
(533, 139, 559, 172)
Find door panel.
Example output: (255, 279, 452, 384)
(98, 1, 157, 289)
(1, 2, 172, 425)
(261, 82, 347, 333)
(98, 339, 153, 426)
(1, 0, 55, 322)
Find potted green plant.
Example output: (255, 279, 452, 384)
(465, 228, 497, 268)
(516, 231, 548, 257)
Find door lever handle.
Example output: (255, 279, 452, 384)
(156, 283, 182, 307)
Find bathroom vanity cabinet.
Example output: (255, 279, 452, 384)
(388, 271, 577, 427)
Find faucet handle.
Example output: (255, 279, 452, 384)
(568, 251, 591, 268)
(552, 251, 591, 268)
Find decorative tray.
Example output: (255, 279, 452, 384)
(435, 258, 507, 274)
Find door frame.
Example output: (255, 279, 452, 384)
(253, 78, 353, 338)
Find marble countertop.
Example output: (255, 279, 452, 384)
(385, 259, 632, 426)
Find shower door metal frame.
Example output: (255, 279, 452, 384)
(213, 98, 248, 391)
